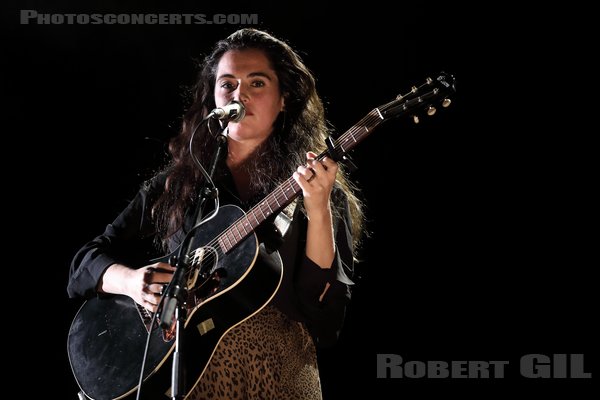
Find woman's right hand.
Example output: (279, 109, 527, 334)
(99, 262, 176, 312)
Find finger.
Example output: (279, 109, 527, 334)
(147, 305, 158, 313)
(308, 161, 335, 188)
(148, 294, 160, 306)
(142, 282, 153, 295)
(315, 158, 338, 178)
(144, 300, 158, 313)
(293, 171, 311, 193)
(142, 290, 160, 308)
(310, 159, 328, 175)
(306, 151, 318, 161)
(152, 271, 174, 284)
(147, 282, 166, 296)
(143, 272, 152, 285)
(306, 167, 317, 182)
(297, 165, 315, 181)
(152, 262, 177, 272)
(320, 156, 338, 171)
(159, 283, 168, 296)
(144, 264, 174, 286)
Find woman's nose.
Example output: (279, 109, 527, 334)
(232, 82, 249, 103)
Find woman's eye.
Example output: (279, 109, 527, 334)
(251, 80, 265, 87)
(220, 81, 235, 89)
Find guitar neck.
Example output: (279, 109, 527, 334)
(217, 109, 385, 253)
(217, 72, 457, 253)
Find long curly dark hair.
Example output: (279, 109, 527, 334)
(152, 28, 364, 252)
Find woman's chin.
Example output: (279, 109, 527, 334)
(226, 126, 246, 140)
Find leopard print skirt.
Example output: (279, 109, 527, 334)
(187, 305, 322, 400)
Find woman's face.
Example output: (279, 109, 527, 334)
(214, 49, 285, 144)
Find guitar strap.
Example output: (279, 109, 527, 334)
(273, 199, 298, 239)
(259, 199, 299, 253)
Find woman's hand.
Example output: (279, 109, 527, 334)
(293, 151, 338, 268)
(293, 151, 338, 218)
(100, 262, 175, 312)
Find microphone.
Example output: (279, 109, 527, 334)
(208, 100, 246, 123)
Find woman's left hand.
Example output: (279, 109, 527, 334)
(293, 151, 338, 217)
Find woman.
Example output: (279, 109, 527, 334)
(68, 28, 364, 399)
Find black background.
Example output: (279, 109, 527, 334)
(3, 1, 595, 398)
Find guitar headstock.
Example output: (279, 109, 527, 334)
(379, 72, 456, 123)
(319, 72, 457, 161)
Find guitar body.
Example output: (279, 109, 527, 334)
(68, 205, 284, 400)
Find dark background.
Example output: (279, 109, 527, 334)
(3, 1, 595, 398)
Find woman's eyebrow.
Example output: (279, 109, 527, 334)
(216, 71, 273, 81)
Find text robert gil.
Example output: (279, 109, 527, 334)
(377, 354, 591, 378)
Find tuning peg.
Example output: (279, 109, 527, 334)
(426, 106, 436, 116)
(412, 115, 420, 124)
(411, 86, 417, 93)
(442, 98, 452, 108)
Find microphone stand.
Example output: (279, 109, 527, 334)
(160, 121, 228, 400)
